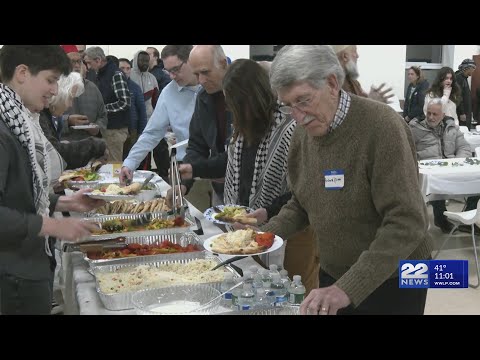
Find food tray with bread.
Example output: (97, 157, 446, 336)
(86, 197, 171, 217)
(84, 232, 202, 266)
(85, 182, 160, 201)
(92, 252, 240, 311)
(85, 212, 194, 240)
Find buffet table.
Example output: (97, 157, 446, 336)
(59, 172, 264, 315)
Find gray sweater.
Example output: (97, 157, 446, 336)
(262, 95, 432, 307)
(0, 121, 59, 280)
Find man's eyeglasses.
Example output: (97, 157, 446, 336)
(164, 62, 184, 75)
(279, 98, 312, 115)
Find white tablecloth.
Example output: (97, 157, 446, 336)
(59, 171, 262, 315)
(419, 158, 480, 202)
(462, 133, 480, 153)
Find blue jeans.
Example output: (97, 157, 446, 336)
(0, 273, 51, 315)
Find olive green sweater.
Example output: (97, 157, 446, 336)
(262, 95, 432, 307)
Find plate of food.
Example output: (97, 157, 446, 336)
(85, 182, 157, 201)
(71, 124, 99, 130)
(203, 229, 283, 256)
(59, 168, 102, 184)
(203, 205, 256, 225)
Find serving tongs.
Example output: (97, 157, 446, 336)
(170, 147, 186, 220)
(62, 236, 127, 253)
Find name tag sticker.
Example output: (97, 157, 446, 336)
(324, 169, 344, 190)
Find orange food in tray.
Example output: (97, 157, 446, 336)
(87, 241, 201, 260)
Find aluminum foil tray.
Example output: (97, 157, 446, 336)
(92, 252, 240, 311)
(84, 232, 202, 267)
(84, 212, 194, 240)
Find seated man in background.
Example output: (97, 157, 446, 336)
(409, 98, 480, 233)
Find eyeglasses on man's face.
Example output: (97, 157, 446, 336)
(279, 97, 312, 115)
(164, 61, 184, 75)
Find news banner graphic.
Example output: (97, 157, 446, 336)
(399, 260, 468, 289)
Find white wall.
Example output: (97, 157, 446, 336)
(357, 45, 407, 100)
(453, 45, 479, 70)
(87, 45, 249, 61)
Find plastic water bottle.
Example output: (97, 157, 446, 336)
(254, 287, 270, 308)
(243, 270, 254, 287)
(270, 273, 287, 306)
(220, 273, 236, 309)
(249, 265, 259, 276)
(280, 269, 290, 288)
(253, 273, 264, 290)
(231, 277, 243, 308)
(261, 268, 272, 288)
(269, 264, 280, 277)
(238, 283, 255, 311)
(288, 275, 306, 305)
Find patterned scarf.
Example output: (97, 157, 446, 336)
(0, 83, 52, 216)
(224, 107, 296, 210)
(0, 84, 66, 256)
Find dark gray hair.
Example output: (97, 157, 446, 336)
(270, 45, 345, 91)
(85, 46, 106, 61)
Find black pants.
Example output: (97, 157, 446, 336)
(319, 269, 427, 315)
(0, 274, 51, 315)
(431, 196, 480, 224)
(153, 138, 170, 180)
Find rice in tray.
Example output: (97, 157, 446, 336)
(97, 259, 225, 294)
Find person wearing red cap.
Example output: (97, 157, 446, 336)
(60, 45, 78, 54)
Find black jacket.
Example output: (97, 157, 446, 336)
(403, 80, 429, 120)
(0, 121, 59, 280)
(455, 71, 472, 123)
(39, 109, 106, 170)
(149, 65, 171, 94)
(182, 89, 232, 195)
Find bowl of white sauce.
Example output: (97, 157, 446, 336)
(131, 284, 221, 315)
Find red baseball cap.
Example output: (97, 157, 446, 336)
(60, 45, 78, 54)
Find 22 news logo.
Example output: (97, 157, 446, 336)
(399, 261, 429, 288)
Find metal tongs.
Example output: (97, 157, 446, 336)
(170, 147, 186, 219)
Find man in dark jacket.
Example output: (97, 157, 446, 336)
(146, 47, 172, 93)
(84, 47, 131, 162)
(174, 45, 231, 206)
(455, 58, 476, 129)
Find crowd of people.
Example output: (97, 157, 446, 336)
(0, 44, 478, 315)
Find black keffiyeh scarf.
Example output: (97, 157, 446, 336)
(224, 107, 296, 209)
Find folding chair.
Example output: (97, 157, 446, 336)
(433, 199, 480, 288)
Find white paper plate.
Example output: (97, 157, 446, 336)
(203, 232, 283, 256)
(203, 205, 253, 225)
(71, 124, 99, 130)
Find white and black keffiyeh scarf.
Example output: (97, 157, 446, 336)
(224, 107, 296, 210)
(0, 83, 52, 216)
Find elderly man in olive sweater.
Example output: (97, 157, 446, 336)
(261, 45, 432, 315)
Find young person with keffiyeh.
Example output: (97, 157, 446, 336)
(0, 45, 104, 315)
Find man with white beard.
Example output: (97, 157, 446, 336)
(331, 45, 394, 104)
